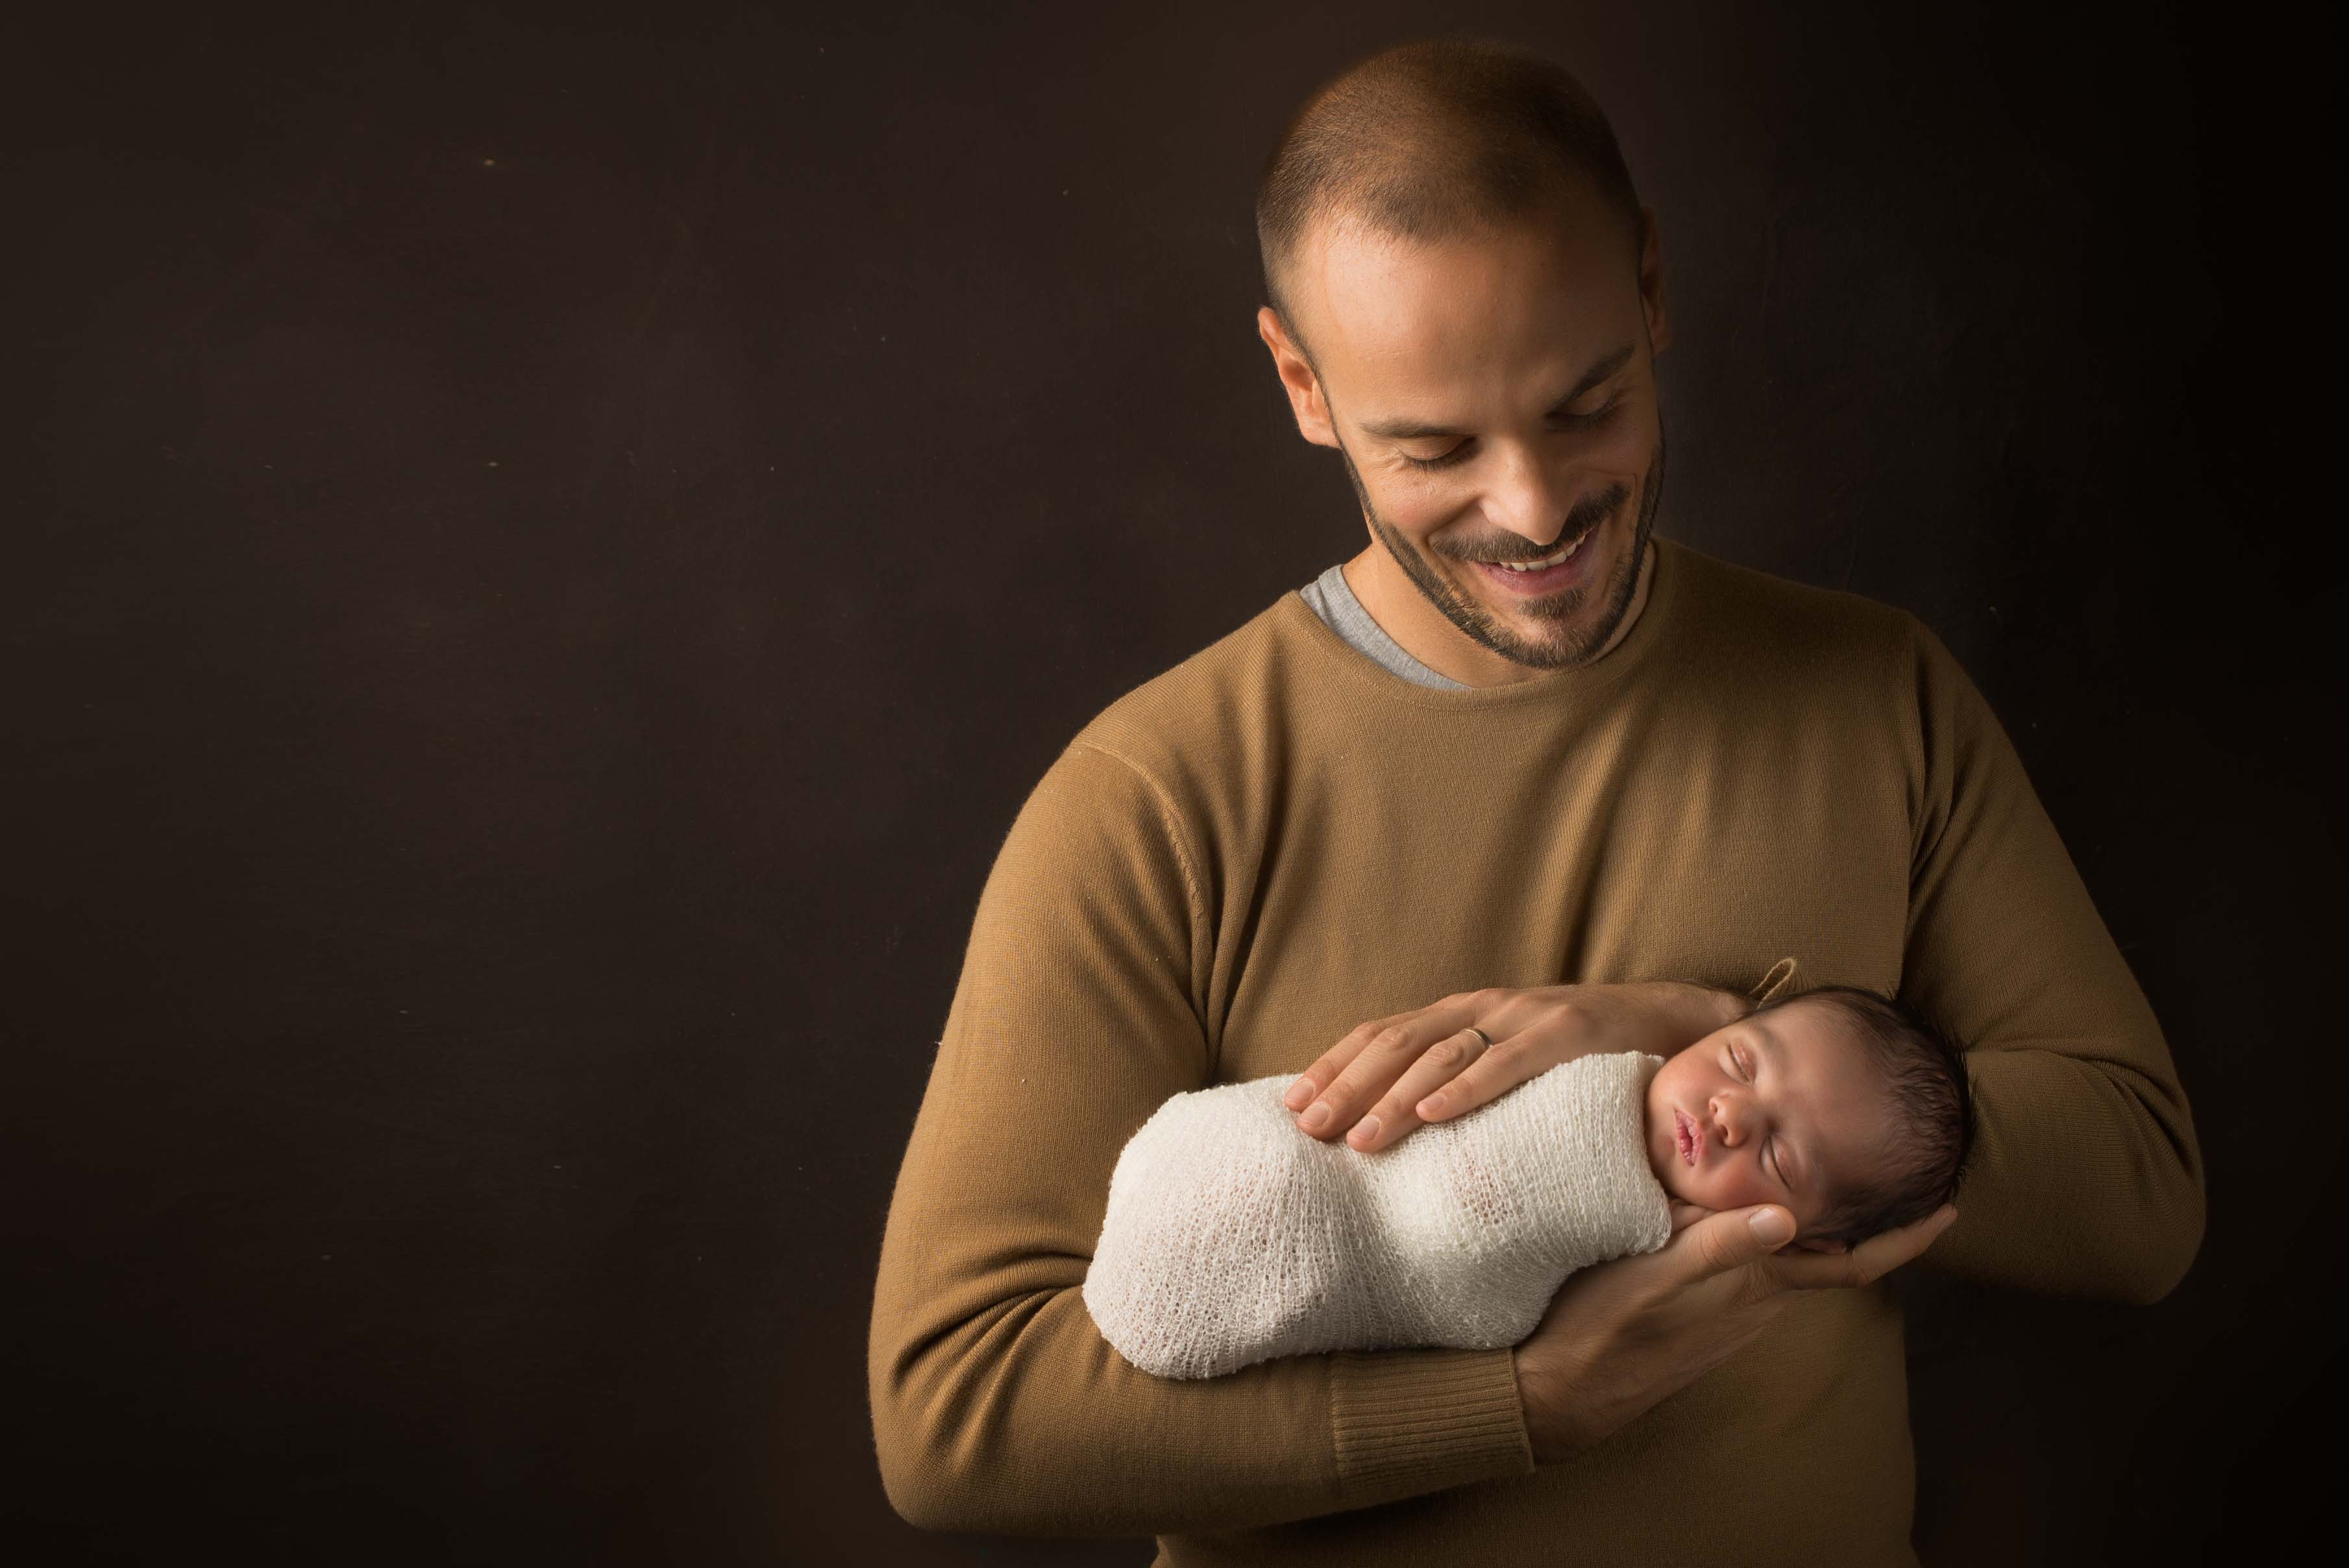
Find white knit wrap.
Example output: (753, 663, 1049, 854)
(1083, 1051, 1673, 1380)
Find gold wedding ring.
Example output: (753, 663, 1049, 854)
(1462, 1026, 1493, 1050)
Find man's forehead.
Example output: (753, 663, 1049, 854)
(1295, 211, 1638, 417)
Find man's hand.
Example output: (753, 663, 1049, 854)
(1665, 1198, 1715, 1236)
(1512, 1202, 1960, 1464)
(1283, 981, 1751, 1152)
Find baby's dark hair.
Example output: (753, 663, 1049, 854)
(1745, 983, 1978, 1249)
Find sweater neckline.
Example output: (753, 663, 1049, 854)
(1281, 534, 1690, 711)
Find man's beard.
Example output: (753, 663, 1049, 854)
(1336, 417, 1666, 672)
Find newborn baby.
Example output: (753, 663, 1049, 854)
(1083, 984, 1975, 1379)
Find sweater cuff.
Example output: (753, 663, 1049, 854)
(1328, 1347, 1534, 1502)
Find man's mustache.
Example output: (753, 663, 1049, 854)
(1435, 482, 1629, 563)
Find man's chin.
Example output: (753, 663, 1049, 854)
(1460, 572, 1618, 665)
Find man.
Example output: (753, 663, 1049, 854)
(868, 36, 2203, 1565)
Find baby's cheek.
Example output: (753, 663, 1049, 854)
(1716, 1170, 1766, 1209)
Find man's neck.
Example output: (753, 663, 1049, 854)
(1340, 537, 1657, 687)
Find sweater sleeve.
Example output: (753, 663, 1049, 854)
(1892, 615, 2206, 1304)
(867, 739, 1534, 1537)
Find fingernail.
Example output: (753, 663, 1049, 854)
(1349, 1116, 1380, 1146)
(1283, 1080, 1312, 1110)
(1418, 1093, 1445, 1116)
(1749, 1209, 1792, 1246)
(1301, 1103, 1331, 1131)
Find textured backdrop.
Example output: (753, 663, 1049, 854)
(6, 2, 2330, 1562)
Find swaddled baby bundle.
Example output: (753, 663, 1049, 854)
(1083, 1051, 1674, 1379)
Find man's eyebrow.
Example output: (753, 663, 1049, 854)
(1357, 343, 1637, 441)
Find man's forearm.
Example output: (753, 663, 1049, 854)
(874, 739, 1540, 1533)
(1892, 614, 2207, 1306)
(1912, 1045, 2203, 1303)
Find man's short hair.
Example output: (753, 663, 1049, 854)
(1254, 35, 1647, 376)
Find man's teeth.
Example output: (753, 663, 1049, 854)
(1498, 533, 1585, 571)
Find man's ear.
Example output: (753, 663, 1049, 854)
(1257, 306, 1338, 449)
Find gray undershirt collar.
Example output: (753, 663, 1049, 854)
(1296, 563, 1472, 691)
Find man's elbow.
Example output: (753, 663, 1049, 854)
(868, 1332, 1059, 1536)
(872, 1428, 980, 1536)
(2116, 1186, 2206, 1306)
(2074, 1155, 2205, 1306)
(868, 1357, 993, 1534)
(872, 1414, 1086, 1537)
(2084, 1062, 2209, 1307)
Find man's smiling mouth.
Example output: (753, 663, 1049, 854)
(1488, 528, 1590, 570)
(1466, 511, 1608, 596)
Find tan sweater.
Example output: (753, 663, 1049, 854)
(867, 537, 2206, 1565)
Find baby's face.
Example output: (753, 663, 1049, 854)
(1642, 999, 1893, 1250)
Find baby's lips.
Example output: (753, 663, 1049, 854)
(1671, 1107, 1698, 1166)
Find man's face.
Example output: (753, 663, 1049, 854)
(1643, 1001, 1897, 1248)
(1260, 187, 1671, 674)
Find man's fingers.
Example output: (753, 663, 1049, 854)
(1279, 1051, 1351, 1114)
(1843, 1203, 1960, 1280)
(1665, 1205, 1958, 1307)
(1279, 1015, 1401, 1113)
(1345, 1027, 1495, 1149)
(1676, 1205, 1800, 1277)
(1764, 1205, 1960, 1292)
(1307, 1021, 1438, 1134)
(1667, 1199, 1716, 1236)
(1290, 1008, 1475, 1139)
(1405, 1033, 1531, 1123)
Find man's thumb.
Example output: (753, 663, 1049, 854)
(1746, 1207, 1793, 1247)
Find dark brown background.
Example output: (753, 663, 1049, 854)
(7, 2, 2334, 1563)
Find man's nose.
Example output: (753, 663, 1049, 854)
(1489, 447, 1580, 545)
